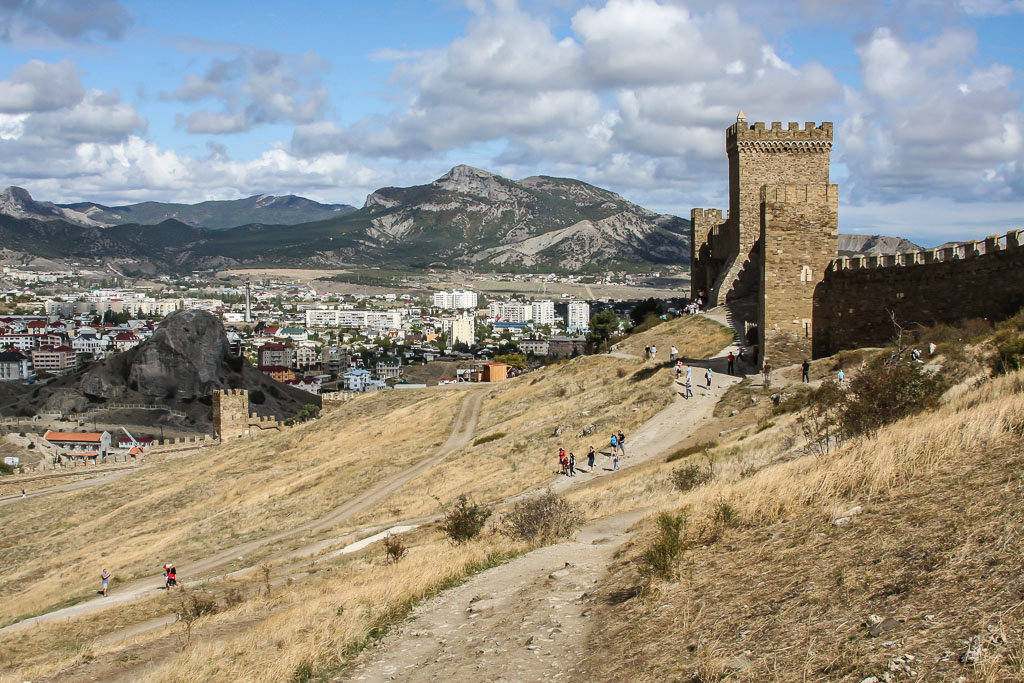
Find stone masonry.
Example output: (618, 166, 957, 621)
(692, 113, 836, 366)
(759, 184, 839, 366)
(212, 388, 283, 439)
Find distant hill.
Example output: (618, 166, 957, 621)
(839, 234, 922, 256)
(60, 194, 357, 230)
(0, 186, 355, 229)
(0, 310, 313, 429)
(0, 167, 690, 273)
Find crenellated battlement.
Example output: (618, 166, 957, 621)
(728, 120, 833, 153)
(214, 388, 248, 397)
(828, 229, 1023, 273)
(691, 208, 724, 221)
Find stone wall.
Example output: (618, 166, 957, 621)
(690, 208, 724, 299)
(759, 183, 839, 367)
(212, 388, 250, 439)
(813, 230, 1024, 356)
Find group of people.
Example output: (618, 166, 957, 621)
(674, 362, 713, 398)
(643, 344, 658, 360)
(98, 561, 178, 597)
(558, 430, 627, 476)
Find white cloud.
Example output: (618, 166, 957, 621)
(0, 59, 85, 112)
(164, 48, 331, 134)
(0, 0, 132, 43)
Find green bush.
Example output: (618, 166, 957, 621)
(670, 461, 713, 493)
(841, 357, 945, 438)
(640, 512, 688, 579)
(472, 432, 506, 446)
(991, 311, 1024, 375)
(665, 441, 716, 463)
(499, 491, 583, 543)
(440, 495, 491, 544)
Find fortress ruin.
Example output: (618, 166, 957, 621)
(691, 113, 1024, 367)
(212, 389, 283, 439)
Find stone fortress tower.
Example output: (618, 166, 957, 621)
(693, 112, 1024, 367)
(212, 388, 250, 439)
(691, 112, 838, 367)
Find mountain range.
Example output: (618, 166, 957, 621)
(0, 167, 691, 273)
(0, 170, 924, 276)
(0, 186, 355, 230)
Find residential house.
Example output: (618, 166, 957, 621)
(258, 342, 294, 368)
(258, 365, 296, 382)
(31, 345, 78, 374)
(44, 430, 112, 459)
(519, 339, 550, 356)
(0, 350, 32, 380)
(343, 368, 372, 392)
(547, 336, 587, 358)
(375, 356, 402, 380)
(294, 345, 319, 369)
(112, 332, 142, 352)
(284, 376, 322, 395)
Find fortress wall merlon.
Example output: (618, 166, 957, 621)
(728, 120, 834, 149)
(1008, 229, 1022, 249)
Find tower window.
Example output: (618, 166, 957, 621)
(800, 265, 813, 283)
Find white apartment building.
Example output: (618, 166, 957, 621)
(304, 308, 402, 331)
(532, 300, 556, 325)
(441, 315, 475, 346)
(432, 289, 478, 310)
(491, 301, 532, 323)
(567, 301, 591, 330)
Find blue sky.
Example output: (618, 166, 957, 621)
(0, 0, 1023, 246)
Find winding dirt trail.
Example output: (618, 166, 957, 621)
(342, 508, 650, 683)
(1, 388, 487, 634)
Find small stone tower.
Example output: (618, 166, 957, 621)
(212, 389, 250, 439)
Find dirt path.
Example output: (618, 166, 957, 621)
(0, 467, 136, 505)
(1, 388, 487, 634)
(341, 507, 649, 682)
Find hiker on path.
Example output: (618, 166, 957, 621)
(101, 568, 110, 597)
(705, 367, 713, 388)
(617, 431, 626, 457)
(644, 345, 650, 360)
(837, 369, 845, 386)
(587, 446, 596, 470)
(650, 345, 658, 360)
(675, 362, 682, 380)
(762, 362, 772, 388)
(670, 346, 678, 362)
(21, 488, 26, 498)
(610, 434, 618, 456)
(684, 376, 693, 399)
(568, 452, 576, 477)
(558, 449, 567, 476)
(727, 352, 735, 375)
(802, 359, 810, 383)
(613, 450, 619, 470)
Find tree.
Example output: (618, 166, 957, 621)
(494, 352, 527, 369)
(588, 309, 619, 343)
(630, 298, 662, 326)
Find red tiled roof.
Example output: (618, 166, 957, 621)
(44, 431, 104, 442)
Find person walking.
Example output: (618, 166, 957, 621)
(610, 433, 618, 456)
(21, 488, 26, 498)
(101, 568, 111, 597)
(684, 376, 693, 399)
(727, 352, 735, 375)
(559, 449, 568, 476)
(837, 369, 845, 386)
(613, 450, 619, 470)
(801, 359, 810, 383)
(705, 367, 712, 388)
(675, 361, 682, 381)
(644, 345, 650, 360)
(617, 431, 626, 457)
(650, 345, 657, 360)
(568, 452, 576, 477)
(587, 445, 596, 470)
(762, 361, 772, 388)
(670, 345, 678, 362)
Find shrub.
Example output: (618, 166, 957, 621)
(248, 389, 266, 405)
(499, 491, 583, 543)
(800, 380, 846, 457)
(440, 494, 491, 544)
(0, 462, 13, 475)
(472, 432, 505, 446)
(670, 461, 713, 493)
(641, 512, 688, 579)
(382, 534, 407, 564)
(665, 441, 716, 463)
(841, 357, 944, 438)
(991, 312, 1024, 375)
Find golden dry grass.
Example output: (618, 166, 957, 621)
(0, 389, 462, 625)
(583, 368, 1024, 681)
(0, 315, 733, 681)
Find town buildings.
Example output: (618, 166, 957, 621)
(432, 289, 478, 310)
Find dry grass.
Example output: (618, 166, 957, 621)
(583, 368, 1024, 681)
(613, 314, 730, 359)
(0, 389, 462, 625)
(0, 315, 734, 680)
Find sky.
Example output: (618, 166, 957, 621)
(0, 0, 1022, 246)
